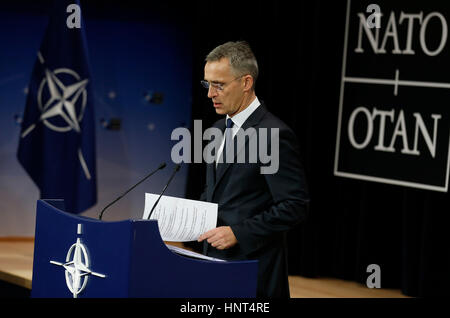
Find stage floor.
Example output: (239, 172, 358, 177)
(0, 239, 408, 298)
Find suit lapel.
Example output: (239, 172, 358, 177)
(212, 104, 267, 199)
(205, 119, 225, 202)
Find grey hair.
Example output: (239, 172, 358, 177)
(206, 41, 259, 89)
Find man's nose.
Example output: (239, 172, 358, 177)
(207, 86, 217, 99)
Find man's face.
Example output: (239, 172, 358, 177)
(204, 58, 244, 117)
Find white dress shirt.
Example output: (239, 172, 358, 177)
(216, 96, 261, 166)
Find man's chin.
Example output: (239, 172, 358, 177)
(214, 108, 226, 115)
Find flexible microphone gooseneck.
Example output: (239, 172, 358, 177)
(146, 164, 181, 220)
(98, 162, 167, 220)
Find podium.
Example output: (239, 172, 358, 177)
(31, 200, 258, 298)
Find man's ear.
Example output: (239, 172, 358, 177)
(243, 75, 254, 92)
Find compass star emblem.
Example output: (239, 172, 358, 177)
(20, 51, 93, 180)
(21, 51, 89, 136)
(38, 68, 88, 133)
(50, 224, 106, 298)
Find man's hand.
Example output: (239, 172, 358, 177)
(198, 226, 238, 250)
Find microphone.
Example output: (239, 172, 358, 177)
(98, 162, 166, 220)
(146, 164, 181, 220)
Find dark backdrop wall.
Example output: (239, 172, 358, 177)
(186, 0, 450, 297)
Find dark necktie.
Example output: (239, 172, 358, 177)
(221, 118, 234, 165)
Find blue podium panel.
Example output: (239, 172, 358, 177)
(31, 200, 258, 298)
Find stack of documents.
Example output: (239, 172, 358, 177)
(165, 244, 226, 262)
(143, 193, 224, 261)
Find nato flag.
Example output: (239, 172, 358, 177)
(17, 0, 97, 214)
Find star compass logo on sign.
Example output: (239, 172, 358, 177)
(50, 224, 106, 298)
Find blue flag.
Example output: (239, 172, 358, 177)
(17, 0, 96, 214)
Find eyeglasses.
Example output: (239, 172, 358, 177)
(200, 76, 244, 92)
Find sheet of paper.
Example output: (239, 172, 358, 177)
(142, 193, 218, 242)
(165, 244, 226, 262)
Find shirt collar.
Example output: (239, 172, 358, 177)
(226, 96, 260, 129)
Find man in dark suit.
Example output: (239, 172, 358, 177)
(197, 41, 309, 298)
